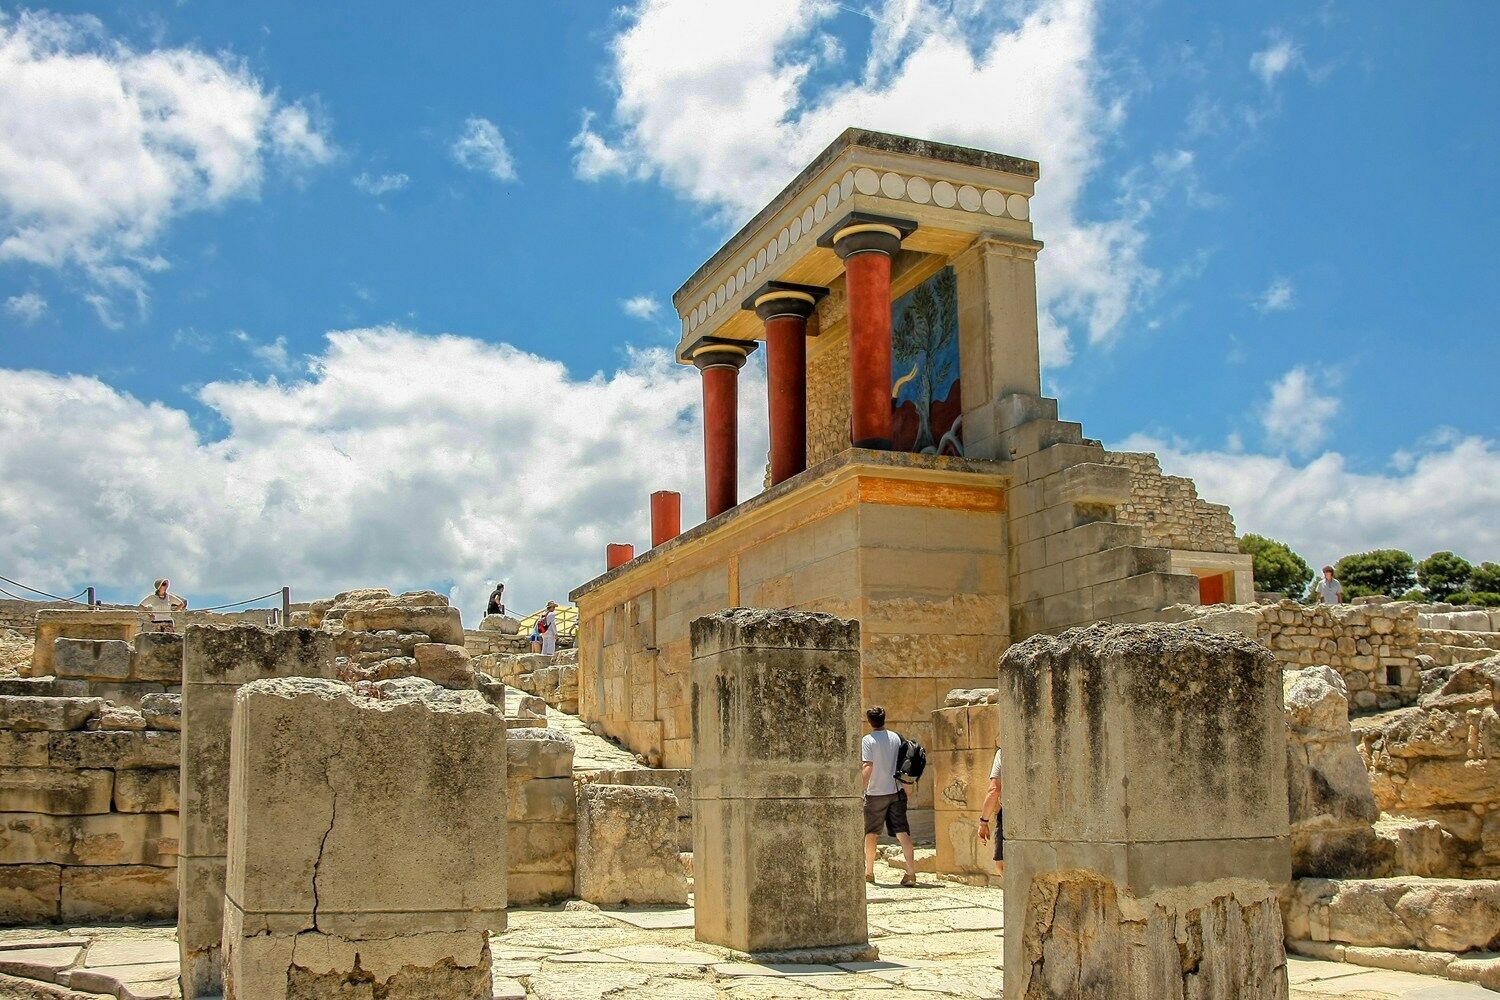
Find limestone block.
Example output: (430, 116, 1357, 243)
(1374, 817, 1461, 877)
(222, 676, 503, 999)
(0, 767, 113, 815)
(694, 795, 866, 952)
(414, 641, 476, 689)
(481, 614, 521, 634)
(115, 768, 180, 813)
(61, 864, 176, 921)
(0, 696, 103, 732)
(183, 623, 335, 688)
(139, 693, 181, 731)
(0, 676, 89, 698)
(178, 854, 225, 994)
(131, 632, 183, 682)
(1294, 877, 1500, 953)
(1000, 623, 1288, 844)
(47, 730, 179, 770)
(506, 728, 574, 779)
(575, 784, 686, 906)
(53, 638, 132, 680)
(0, 811, 178, 865)
(0, 863, 60, 925)
(95, 704, 147, 731)
(507, 777, 575, 824)
(507, 822, 575, 875)
(341, 605, 464, 646)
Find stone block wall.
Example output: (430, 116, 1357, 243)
(482, 649, 579, 714)
(1419, 628, 1500, 668)
(1355, 657, 1500, 877)
(0, 694, 180, 926)
(804, 319, 850, 468)
(506, 729, 577, 904)
(50, 633, 183, 708)
(1170, 600, 1422, 708)
(1098, 450, 1239, 553)
(930, 696, 999, 881)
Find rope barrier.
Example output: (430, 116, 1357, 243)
(0, 572, 86, 604)
(191, 589, 285, 613)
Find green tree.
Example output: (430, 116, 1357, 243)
(1469, 561, 1500, 595)
(1334, 549, 1416, 598)
(1416, 551, 1474, 601)
(1239, 534, 1313, 597)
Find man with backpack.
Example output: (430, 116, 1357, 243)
(861, 705, 921, 887)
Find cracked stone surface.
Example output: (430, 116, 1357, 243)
(2, 863, 1492, 998)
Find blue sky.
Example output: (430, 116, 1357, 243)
(0, 1, 1496, 620)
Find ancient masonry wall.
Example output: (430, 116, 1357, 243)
(0, 691, 180, 925)
(930, 694, 999, 882)
(805, 327, 851, 468)
(1097, 451, 1239, 554)
(1171, 601, 1421, 709)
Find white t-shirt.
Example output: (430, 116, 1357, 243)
(862, 729, 902, 797)
(989, 749, 1003, 780)
(1316, 578, 1344, 604)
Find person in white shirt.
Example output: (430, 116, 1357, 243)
(976, 748, 1003, 875)
(861, 706, 917, 887)
(138, 579, 187, 633)
(1315, 566, 1345, 605)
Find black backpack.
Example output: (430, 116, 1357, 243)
(895, 738, 928, 786)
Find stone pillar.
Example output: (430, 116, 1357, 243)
(649, 490, 681, 547)
(998, 623, 1291, 998)
(951, 235, 1043, 460)
(222, 677, 506, 999)
(690, 608, 868, 956)
(606, 543, 635, 570)
(745, 281, 827, 486)
(575, 783, 688, 906)
(178, 625, 335, 998)
(824, 216, 914, 451)
(691, 339, 755, 519)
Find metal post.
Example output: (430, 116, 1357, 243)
(86, 587, 95, 608)
(281, 586, 291, 627)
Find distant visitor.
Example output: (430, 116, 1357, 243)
(1316, 565, 1345, 605)
(861, 705, 918, 886)
(486, 582, 506, 617)
(138, 578, 187, 632)
(535, 600, 559, 655)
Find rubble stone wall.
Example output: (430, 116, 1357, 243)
(0, 692, 180, 926)
(1098, 451, 1239, 554)
(805, 327, 851, 468)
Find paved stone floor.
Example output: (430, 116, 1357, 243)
(0, 860, 1492, 998)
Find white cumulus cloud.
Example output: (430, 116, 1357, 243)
(1261, 366, 1339, 455)
(621, 295, 661, 320)
(352, 172, 409, 196)
(0, 327, 768, 624)
(1251, 33, 1301, 87)
(572, 0, 1152, 369)
(1122, 432, 1500, 567)
(4, 290, 45, 321)
(1255, 276, 1294, 312)
(0, 10, 334, 304)
(451, 117, 517, 182)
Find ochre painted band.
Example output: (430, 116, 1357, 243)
(832, 223, 903, 244)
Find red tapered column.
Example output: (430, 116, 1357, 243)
(831, 222, 906, 450)
(749, 284, 824, 486)
(650, 490, 681, 547)
(606, 543, 635, 569)
(692, 342, 753, 520)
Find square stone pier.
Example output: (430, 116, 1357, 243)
(690, 608, 869, 957)
(222, 676, 507, 999)
(998, 622, 1291, 997)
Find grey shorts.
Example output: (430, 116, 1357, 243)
(864, 790, 909, 837)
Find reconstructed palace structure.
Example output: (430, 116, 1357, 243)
(570, 129, 1253, 836)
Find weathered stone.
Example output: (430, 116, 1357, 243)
(0, 696, 102, 732)
(0, 677, 89, 698)
(60, 864, 176, 921)
(1283, 666, 1390, 877)
(1288, 877, 1500, 953)
(481, 614, 521, 634)
(943, 687, 997, 706)
(0, 863, 60, 925)
(341, 605, 464, 645)
(130, 632, 183, 682)
(506, 728, 574, 778)
(1374, 816, 1461, 877)
(0, 811, 178, 865)
(53, 638, 131, 680)
(690, 608, 866, 954)
(414, 642, 476, 689)
(0, 767, 113, 815)
(47, 730, 179, 769)
(999, 623, 1290, 997)
(575, 784, 687, 906)
(114, 768, 179, 813)
(94, 704, 147, 731)
(139, 693, 181, 731)
(221, 676, 504, 999)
